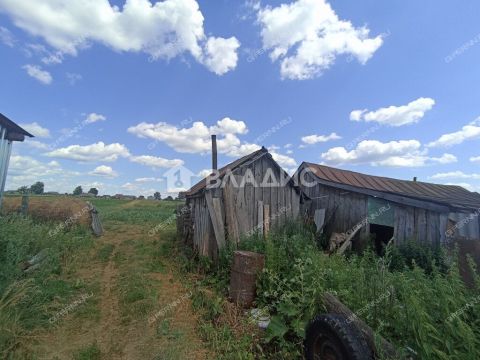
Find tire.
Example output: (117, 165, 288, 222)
(304, 314, 373, 360)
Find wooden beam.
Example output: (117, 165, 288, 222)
(205, 190, 225, 249)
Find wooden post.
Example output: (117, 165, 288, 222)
(21, 195, 29, 215)
(263, 204, 270, 237)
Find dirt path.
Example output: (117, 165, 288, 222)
(32, 206, 210, 359)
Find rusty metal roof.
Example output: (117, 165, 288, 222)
(185, 147, 268, 196)
(303, 162, 480, 211)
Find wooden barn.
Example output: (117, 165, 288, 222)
(178, 143, 304, 259)
(296, 162, 480, 252)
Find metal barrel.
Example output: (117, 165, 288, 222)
(229, 250, 265, 307)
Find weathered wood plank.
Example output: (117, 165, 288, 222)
(205, 190, 226, 249)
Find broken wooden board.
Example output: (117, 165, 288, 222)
(205, 190, 226, 249)
(314, 209, 326, 233)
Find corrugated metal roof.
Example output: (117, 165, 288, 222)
(0, 113, 34, 138)
(303, 162, 480, 211)
(185, 147, 269, 196)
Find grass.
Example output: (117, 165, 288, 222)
(73, 342, 101, 360)
(191, 221, 480, 359)
(0, 213, 95, 358)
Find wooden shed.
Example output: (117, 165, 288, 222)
(296, 162, 480, 252)
(0, 113, 34, 209)
(178, 147, 304, 259)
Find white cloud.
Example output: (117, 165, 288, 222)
(470, 156, 480, 163)
(134, 177, 163, 183)
(350, 97, 435, 126)
(271, 150, 297, 167)
(128, 117, 253, 156)
(18, 122, 51, 138)
(197, 169, 213, 178)
(0, 26, 15, 46)
(24, 140, 50, 150)
(321, 139, 457, 167)
(0, 0, 239, 75)
(428, 117, 480, 148)
(89, 165, 118, 178)
(301, 132, 341, 145)
(22, 64, 52, 84)
(430, 171, 480, 180)
(256, 0, 383, 79)
(130, 155, 184, 168)
(84, 113, 106, 124)
(46, 142, 130, 162)
(202, 36, 240, 75)
(224, 143, 261, 157)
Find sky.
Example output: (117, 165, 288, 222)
(1, 0, 480, 197)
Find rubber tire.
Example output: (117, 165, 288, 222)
(304, 314, 373, 360)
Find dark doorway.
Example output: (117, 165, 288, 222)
(370, 224, 394, 255)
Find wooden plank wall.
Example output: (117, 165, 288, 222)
(301, 172, 369, 240)
(186, 154, 302, 258)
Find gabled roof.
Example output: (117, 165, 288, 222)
(186, 147, 299, 197)
(0, 113, 34, 141)
(301, 162, 480, 212)
(185, 147, 268, 196)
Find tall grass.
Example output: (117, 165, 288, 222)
(198, 221, 480, 359)
(0, 214, 94, 358)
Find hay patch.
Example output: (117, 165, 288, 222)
(1, 196, 92, 227)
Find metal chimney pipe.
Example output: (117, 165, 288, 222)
(211, 134, 217, 170)
(413, 177, 417, 182)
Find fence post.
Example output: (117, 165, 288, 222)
(21, 194, 29, 215)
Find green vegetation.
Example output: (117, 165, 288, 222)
(183, 221, 480, 359)
(73, 342, 101, 360)
(0, 214, 95, 358)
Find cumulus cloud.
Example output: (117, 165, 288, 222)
(134, 177, 163, 182)
(350, 97, 435, 126)
(22, 64, 52, 84)
(19, 122, 50, 137)
(321, 139, 457, 167)
(430, 171, 480, 180)
(84, 113, 106, 124)
(46, 142, 130, 162)
(89, 165, 118, 178)
(202, 36, 240, 75)
(256, 0, 383, 79)
(130, 155, 184, 168)
(470, 156, 480, 163)
(270, 150, 297, 167)
(128, 117, 253, 156)
(0, 0, 239, 75)
(428, 117, 480, 148)
(301, 132, 341, 145)
(66, 72, 82, 85)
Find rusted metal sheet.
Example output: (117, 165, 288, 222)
(304, 162, 480, 211)
(229, 251, 265, 308)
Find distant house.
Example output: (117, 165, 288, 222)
(0, 113, 34, 209)
(114, 194, 136, 200)
(178, 147, 304, 259)
(296, 162, 480, 253)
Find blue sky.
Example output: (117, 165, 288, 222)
(1, 0, 479, 196)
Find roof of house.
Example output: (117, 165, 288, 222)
(0, 113, 34, 140)
(185, 147, 268, 196)
(302, 162, 480, 212)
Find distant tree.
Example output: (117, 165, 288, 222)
(154, 191, 161, 200)
(165, 195, 174, 201)
(17, 186, 29, 194)
(73, 186, 83, 196)
(88, 188, 99, 196)
(30, 182, 44, 195)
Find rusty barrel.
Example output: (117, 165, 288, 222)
(229, 250, 265, 307)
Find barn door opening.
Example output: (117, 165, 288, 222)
(370, 224, 394, 255)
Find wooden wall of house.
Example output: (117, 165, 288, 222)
(300, 171, 369, 242)
(298, 172, 477, 247)
(183, 153, 302, 258)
